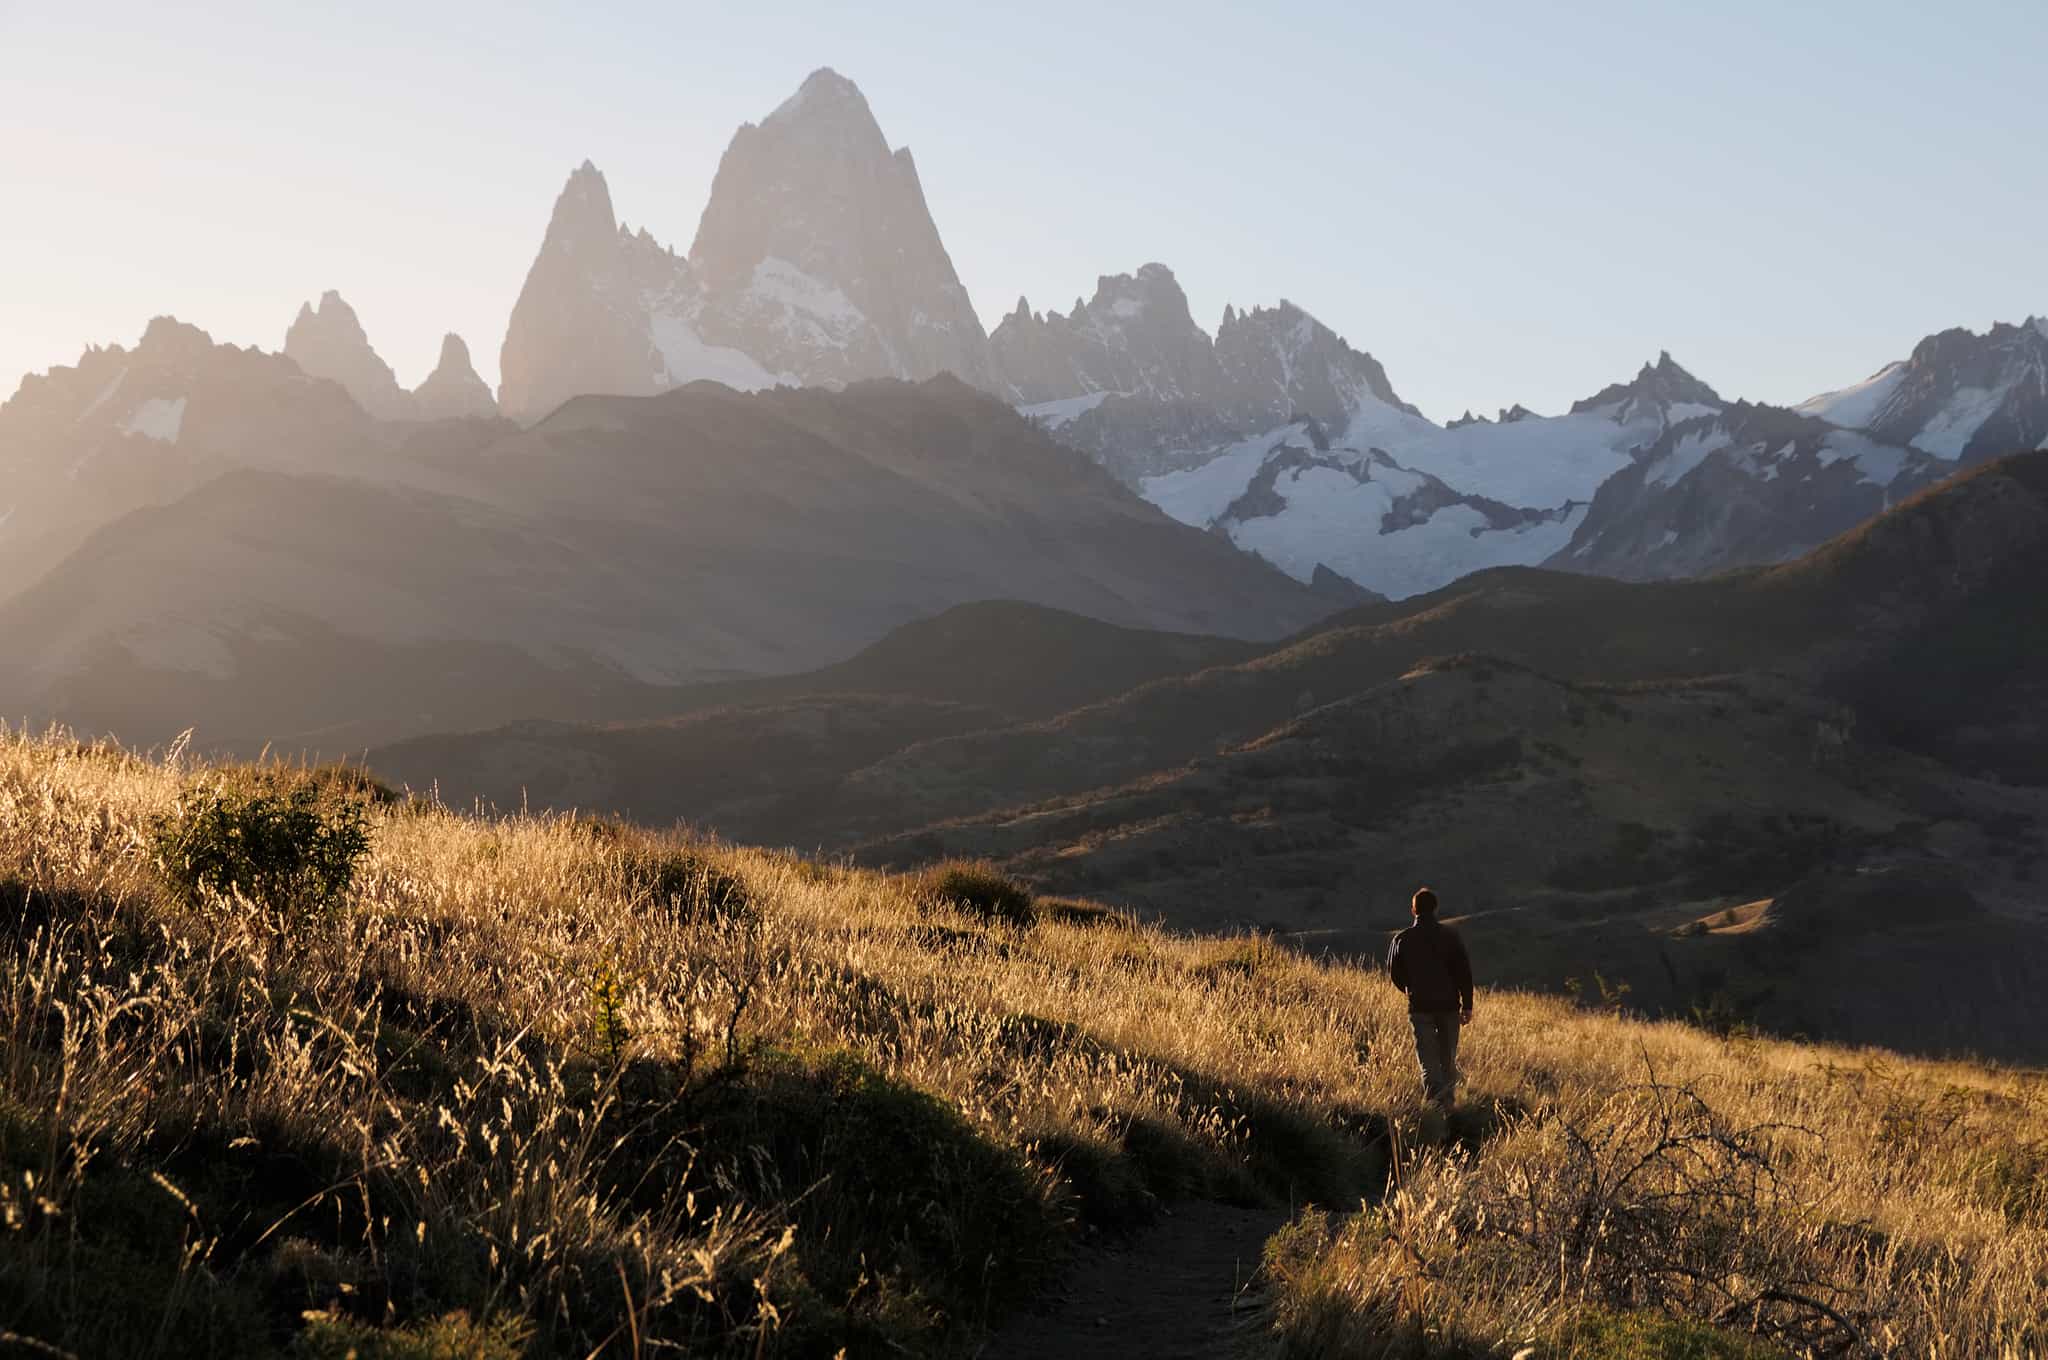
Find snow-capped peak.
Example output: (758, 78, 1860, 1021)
(1796, 315, 2048, 461)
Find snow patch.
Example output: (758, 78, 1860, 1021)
(1797, 362, 1907, 429)
(1820, 430, 1910, 486)
(749, 257, 867, 350)
(1018, 390, 1115, 429)
(650, 311, 785, 392)
(1641, 429, 1732, 488)
(1376, 407, 1652, 506)
(1664, 402, 1720, 426)
(77, 367, 128, 422)
(1226, 468, 1588, 600)
(1912, 382, 2013, 459)
(120, 396, 187, 443)
(1142, 424, 1315, 528)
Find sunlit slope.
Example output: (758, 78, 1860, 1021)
(2, 728, 2043, 1356)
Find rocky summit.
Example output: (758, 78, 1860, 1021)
(283, 291, 414, 419)
(411, 333, 499, 420)
(497, 70, 997, 423)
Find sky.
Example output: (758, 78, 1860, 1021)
(3, 0, 2043, 423)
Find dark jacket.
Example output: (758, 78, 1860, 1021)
(1388, 918, 1473, 1014)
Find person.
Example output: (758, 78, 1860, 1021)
(1386, 886, 1473, 1112)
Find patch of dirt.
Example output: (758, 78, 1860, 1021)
(980, 1200, 1287, 1360)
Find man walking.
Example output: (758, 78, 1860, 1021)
(1387, 887, 1474, 1112)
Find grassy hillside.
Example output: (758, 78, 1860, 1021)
(2, 728, 2043, 1356)
(370, 453, 2048, 1063)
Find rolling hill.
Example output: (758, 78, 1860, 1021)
(372, 450, 2048, 1059)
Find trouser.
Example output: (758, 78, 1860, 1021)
(1410, 1010, 1461, 1109)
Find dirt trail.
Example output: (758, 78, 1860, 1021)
(980, 1201, 1289, 1360)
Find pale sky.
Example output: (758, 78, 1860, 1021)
(3, 1, 2043, 422)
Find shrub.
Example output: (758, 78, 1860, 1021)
(918, 860, 1036, 927)
(621, 845, 752, 921)
(1037, 895, 1136, 928)
(153, 778, 372, 916)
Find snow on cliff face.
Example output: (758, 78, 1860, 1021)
(1554, 405, 1936, 581)
(686, 68, 996, 390)
(119, 396, 187, 443)
(1138, 420, 1586, 600)
(1089, 350, 1729, 598)
(1797, 317, 2048, 462)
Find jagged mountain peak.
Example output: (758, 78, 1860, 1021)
(1569, 351, 1721, 416)
(138, 315, 219, 360)
(991, 260, 1216, 405)
(545, 159, 621, 251)
(1215, 300, 1423, 424)
(1080, 263, 1195, 326)
(679, 68, 997, 391)
(284, 291, 411, 419)
(413, 332, 498, 421)
(290, 290, 369, 339)
(1799, 313, 2048, 460)
(765, 66, 872, 126)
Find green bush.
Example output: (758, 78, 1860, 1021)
(919, 860, 1035, 926)
(153, 778, 372, 916)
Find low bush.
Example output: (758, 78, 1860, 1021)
(918, 859, 1036, 926)
(152, 776, 372, 916)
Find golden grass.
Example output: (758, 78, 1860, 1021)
(0, 725, 2043, 1357)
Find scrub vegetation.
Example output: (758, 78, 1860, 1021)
(0, 726, 2041, 1356)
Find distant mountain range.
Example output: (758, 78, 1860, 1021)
(0, 349, 1327, 749)
(1, 64, 2043, 754)
(217, 66, 2048, 601)
(470, 68, 2044, 599)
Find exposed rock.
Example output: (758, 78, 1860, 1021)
(990, 264, 1219, 403)
(688, 68, 997, 391)
(412, 333, 499, 420)
(284, 291, 414, 419)
(497, 161, 693, 423)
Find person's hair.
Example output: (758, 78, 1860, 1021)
(1412, 886, 1439, 917)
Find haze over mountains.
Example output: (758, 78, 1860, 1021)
(1, 64, 2042, 762)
